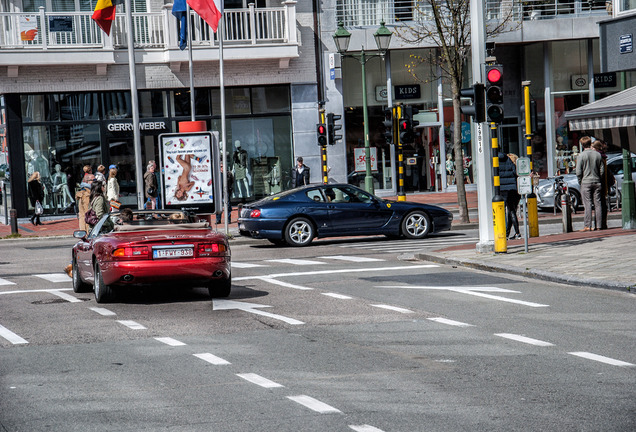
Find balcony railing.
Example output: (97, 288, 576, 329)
(0, 3, 296, 50)
(335, 0, 609, 27)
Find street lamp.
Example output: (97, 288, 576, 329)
(334, 21, 392, 194)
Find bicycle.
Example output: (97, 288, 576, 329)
(553, 175, 577, 215)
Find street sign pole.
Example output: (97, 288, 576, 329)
(516, 157, 532, 253)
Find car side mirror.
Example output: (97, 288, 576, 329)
(73, 230, 87, 239)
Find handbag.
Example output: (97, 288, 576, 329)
(35, 200, 44, 215)
(84, 208, 99, 226)
(109, 199, 121, 210)
(146, 186, 156, 196)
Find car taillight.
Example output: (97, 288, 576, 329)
(250, 209, 261, 218)
(112, 246, 149, 260)
(197, 243, 226, 257)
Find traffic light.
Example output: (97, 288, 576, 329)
(460, 83, 486, 123)
(327, 113, 342, 145)
(317, 123, 327, 146)
(399, 115, 412, 144)
(485, 65, 504, 123)
(520, 99, 537, 132)
(406, 105, 420, 141)
(383, 107, 394, 144)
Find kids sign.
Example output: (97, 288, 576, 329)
(158, 132, 221, 214)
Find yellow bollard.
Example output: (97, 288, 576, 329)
(493, 197, 507, 253)
(527, 195, 539, 237)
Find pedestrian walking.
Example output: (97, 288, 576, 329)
(106, 166, 120, 209)
(94, 164, 107, 186)
(576, 136, 604, 231)
(144, 160, 158, 209)
(498, 152, 521, 239)
(291, 157, 310, 187)
(81, 165, 95, 185)
(27, 171, 45, 225)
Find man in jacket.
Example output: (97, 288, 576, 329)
(576, 136, 604, 231)
(291, 157, 310, 187)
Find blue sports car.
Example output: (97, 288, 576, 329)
(238, 183, 453, 246)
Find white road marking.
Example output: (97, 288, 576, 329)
(322, 293, 353, 299)
(232, 262, 267, 268)
(194, 352, 231, 365)
(89, 307, 116, 316)
(318, 255, 385, 262)
(258, 277, 313, 290)
(117, 320, 146, 330)
(569, 352, 635, 367)
(428, 317, 474, 327)
(0, 277, 15, 286)
(349, 425, 386, 432)
(495, 333, 554, 347)
(0, 324, 28, 345)
(234, 265, 439, 281)
(287, 395, 342, 413)
(0, 288, 74, 295)
(370, 304, 414, 314)
(155, 337, 186, 347)
(236, 373, 284, 388)
(376, 285, 549, 308)
(35, 273, 70, 283)
(266, 258, 325, 266)
(214, 300, 304, 325)
(49, 290, 81, 303)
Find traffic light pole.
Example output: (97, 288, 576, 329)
(491, 123, 507, 253)
(319, 108, 328, 184)
(523, 82, 539, 237)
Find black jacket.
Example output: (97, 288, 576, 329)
(291, 164, 310, 187)
(27, 179, 44, 206)
(498, 153, 517, 192)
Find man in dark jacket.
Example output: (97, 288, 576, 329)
(291, 157, 310, 187)
(498, 152, 520, 239)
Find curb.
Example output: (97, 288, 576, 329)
(413, 251, 634, 294)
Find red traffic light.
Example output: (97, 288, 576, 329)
(487, 67, 502, 85)
(317, 124, 326, 134)
(400, 120, 409, 131)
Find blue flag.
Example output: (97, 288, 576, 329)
(172, 0, 187, 50)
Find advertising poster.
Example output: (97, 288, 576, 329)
(19, 16, 38, 41)
(158, 132, 221, 214)
(354, 147, 378, 172)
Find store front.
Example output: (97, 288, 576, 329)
(3, 85, 294, 218)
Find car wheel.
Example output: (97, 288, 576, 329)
(402, 211, 431, 239)
(208, 273, 231, 298)
(72, 256, 90, 293)
(94, 262, 113, 304)
(284, 217, 314, 247)
(268, 239, 287, 246)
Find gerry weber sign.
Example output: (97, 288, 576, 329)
(106, 120, 169, 135)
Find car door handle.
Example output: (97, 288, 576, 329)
(328, 205, 336, 209)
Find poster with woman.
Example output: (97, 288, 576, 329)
(158, 131, 221, 214)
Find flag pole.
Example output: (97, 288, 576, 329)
(187, 5, 195, 121)
(219, 8, 228, 234)
(124, 0, 144, 209)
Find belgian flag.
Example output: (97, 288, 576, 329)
(92, 0, 124, 36)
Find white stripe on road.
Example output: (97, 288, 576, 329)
(287, 395, 342, 413)
(194, 353, 231, 365)
(428, 317, 474, 327)
(117, 320, 146, 330)
(318, 255, 385, 262)
(234, 265, 439, 282)
(370, 304, 413, 314)
(266, 258, 326, 266)
(0, 324, 28, 345)
(349, 425, 386, 432)
(236, 373, 284, 388)
(258, 277, 313, 291)
(0, 277, 15, 286)
(322, 293, 353, 299)
(49, 290, 82, 303)
(495, 333, 554, 347)
(155, 337, 186, 347)
(569, 352, 635, 367)
(89, 307, 116, 316)
(232, 262, 267, 268)
(35, 273, 71, 283)
(244, 308, 305, 325)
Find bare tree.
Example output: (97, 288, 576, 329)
(395, 0, 515, 223)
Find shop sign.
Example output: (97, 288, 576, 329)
(375, 86, 388, 102)
(48, 16, 73, 32)
(620, 34, 633, 54)
(106, 120, 168, 135)
(406, 157, 417, 165)
(394, 85, 421, 100)
(594, 72, 617, 88)
(354, 147, 377, 172)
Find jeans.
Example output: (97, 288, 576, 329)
(581, 182, 602, 229)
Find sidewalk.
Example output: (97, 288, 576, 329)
(1, 190, 634, 292)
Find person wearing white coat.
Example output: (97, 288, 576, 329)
(106, 167, 120, 203)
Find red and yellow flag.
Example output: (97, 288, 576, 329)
(92, 0, 124, 36)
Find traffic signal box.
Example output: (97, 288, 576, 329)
(383, 107, 394, 144)
(317, 122, 327, 146)
(485, 65, 504, 123)
(399, 105, 419, 144)
(460, 83, 486, 123)
(327, 113, 342, 146)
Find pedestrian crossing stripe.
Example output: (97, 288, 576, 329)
(35, 273, 71, 283)
(0, 277, 15, 286)
(266, 258, 325, 265)
(317, 255, 384, 262)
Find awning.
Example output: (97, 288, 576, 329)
(566, 86, 636, 131)
(568, 114, 636, 131)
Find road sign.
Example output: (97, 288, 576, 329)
(517, 175, 532, 195)
(517, 157, 531, 176)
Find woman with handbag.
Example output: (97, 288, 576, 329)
(144, 160, 158, 209)
(27, 171, 45, 225)
(87, 181, 111, 232)
(106, 166, 120, 210)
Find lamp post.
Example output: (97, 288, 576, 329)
(334, 21, 392, 194)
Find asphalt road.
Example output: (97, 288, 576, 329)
(0, 232, 634, 431)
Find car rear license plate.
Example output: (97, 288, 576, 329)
(153, 247, 194, 259)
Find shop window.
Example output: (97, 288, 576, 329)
(101, 92, 131, 119)
(172, 89, 211, 117)
(139, 90, 169, 118)
(48, 93, 99, 121)
(251, 86, 290, 114)
(212, 88, 251, 115)
(21, 95, 46, 123)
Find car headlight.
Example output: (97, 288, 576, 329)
(537, 183, 554, 195)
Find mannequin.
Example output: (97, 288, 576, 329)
(52, 164, 74, 211)
(232, 140, 250, 199)
(267, 158, 281, 195)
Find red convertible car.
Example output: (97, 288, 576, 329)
(72, 210, 231, 303)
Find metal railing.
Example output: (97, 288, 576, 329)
(335, 0, 609, 27)
(0, 4, 292, 50)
